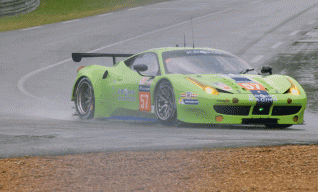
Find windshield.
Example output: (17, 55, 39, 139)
(162, 49, 257, 75)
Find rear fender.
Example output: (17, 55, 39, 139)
(71, 65, 108, 101)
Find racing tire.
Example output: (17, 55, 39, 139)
(154, 80, 181, 126)
(75, 77, 95, 120)
(264, 124, 292, 129)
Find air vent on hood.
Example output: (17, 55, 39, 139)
(215, 88, 234, 94)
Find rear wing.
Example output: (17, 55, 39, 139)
(72, 53, 134, 65)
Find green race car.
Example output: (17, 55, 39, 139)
(71, 47, 307, 128)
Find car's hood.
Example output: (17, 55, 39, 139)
(186, 74, 291, 94)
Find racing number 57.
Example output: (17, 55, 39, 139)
(139, 92, 151, 111)
(239, 83, 266, 90)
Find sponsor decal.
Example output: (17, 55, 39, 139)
(118, 89, 135, 95)
(231, 77, 254, 83)
(139, 85, 150, 92)
(226, 75, 273, 106)
(179, 98, 199, 105)
(217, 98, 230, 103)
(180, 91, 198, 99)
(186, 50, 222, 55)
(212, 82, 232, 90)
(118, 89, 136, 101)
(250, 90, 273, 105)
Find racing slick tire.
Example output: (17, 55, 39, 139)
(264, 124, 292, 129)
(75, 77, 95, 120)
(154, 80, 181, 126)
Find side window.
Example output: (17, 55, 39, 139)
(130, 53, 160, 76)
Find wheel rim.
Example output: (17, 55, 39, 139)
(155, 84, 175, 120)
(77, 81, 93, 115)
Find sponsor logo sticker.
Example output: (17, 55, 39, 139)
(186, 50, 223, 55)
(139, 85, 150, 92)
(117, 89, 136, 101)
(217, 98, 230, 103)
(178, 98, 199, 105)
(180, 91, 198, 99)
(250, 90, 273, 105)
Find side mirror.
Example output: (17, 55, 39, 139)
(133, 64, 148, 72)
(261, 66, 272, 75)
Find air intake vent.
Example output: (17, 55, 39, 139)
(272, 106, 302, 116)
(214, 106, 250, 116)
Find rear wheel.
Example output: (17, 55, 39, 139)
(75, 78, 95, 119)
(154, 80, 180, 126)
(264, 124, 292, 129)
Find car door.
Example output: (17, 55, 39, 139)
(115, 52, 160, 112)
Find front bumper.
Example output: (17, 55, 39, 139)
(176, 93, 307, 125)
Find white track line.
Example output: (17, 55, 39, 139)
(157, 2, 168, 5)
(18, 59, 72, 101)
(62, 19, 80, 24)
(289, 30, 300, 35)
(251, 55, 264, 63)
(128, 7, 141, 11)
(21, 26, 42, 31)
(251, 0, 261, 4)
(17, 7, 235, 100)
(98, 13, 113, 17)
(271, 42, 283, 49)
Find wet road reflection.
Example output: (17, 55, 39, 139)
(266, 43, 318, 112)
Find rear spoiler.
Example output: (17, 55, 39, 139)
(72, 53, 134, 65)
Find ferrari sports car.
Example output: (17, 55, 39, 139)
(71, 47, 307, 128)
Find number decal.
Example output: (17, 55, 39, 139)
(238, 83, 266, 90)
(139, 92, 151, 111)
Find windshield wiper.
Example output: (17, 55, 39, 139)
(239, 68, 254, 74)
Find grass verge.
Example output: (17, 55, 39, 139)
(0, 0, 169, 32)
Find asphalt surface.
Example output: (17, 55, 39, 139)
(1, 0, 318, 158)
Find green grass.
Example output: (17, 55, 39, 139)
(0, 0, 169, 32)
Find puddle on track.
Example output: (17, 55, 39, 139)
(266, 43, 318, 112)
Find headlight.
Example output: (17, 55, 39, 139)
(186, 77, 219, 95)
(286, 79, 300, 96)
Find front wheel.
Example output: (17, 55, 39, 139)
(154, 80, 181, 126)
(75, 78, 95, 119)
(264, 124, 292, 129)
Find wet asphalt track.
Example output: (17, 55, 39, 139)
(1, 0, 318, 158)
